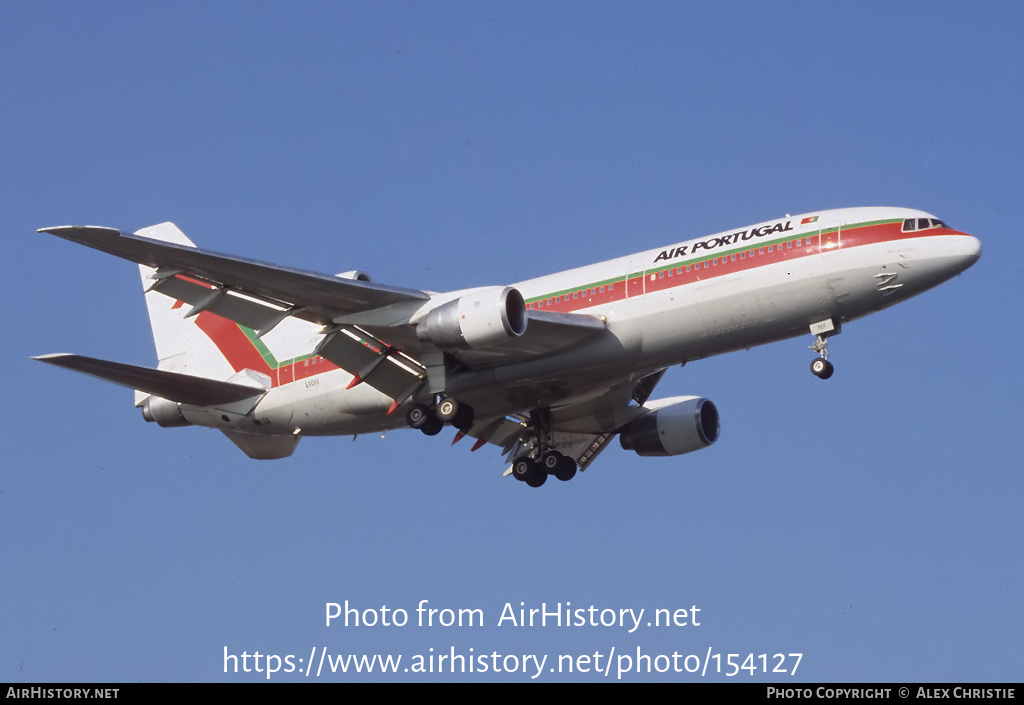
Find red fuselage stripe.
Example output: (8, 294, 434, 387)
(192, 220, 968, 386)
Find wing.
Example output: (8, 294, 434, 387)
(40, 225, 430, 328)
(39, 223, 607, 406)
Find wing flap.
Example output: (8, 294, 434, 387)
(315, 326, 425, 404)
(147, 270, 300, 333)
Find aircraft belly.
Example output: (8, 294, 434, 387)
(182, 371, 397, 437)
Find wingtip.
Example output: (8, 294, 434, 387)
(32, 353, 73, 361)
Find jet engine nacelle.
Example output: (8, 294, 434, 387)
(416, 286, 527, 349)
(618, 396, 720, 457)
(141, 396, 191, 428)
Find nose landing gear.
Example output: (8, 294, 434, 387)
(808, 319, 839, 380)
(806, 323, 839, 379)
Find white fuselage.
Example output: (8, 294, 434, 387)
(182, 206, 981, 436)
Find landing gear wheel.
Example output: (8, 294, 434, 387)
(434, 397, 475, 431)
(406, 404, 431, 429)
(811, 357, 834, 379)
(435, 397, 460, 423)
(420, 415, 444, 436)
(512, 456, 534, 482)
(553, 456, 578, 482)
(451, 405, 474, 432)
(525, 470, 547, 488)
(512, 456, 547, 487)
(541, 451, 563, 471)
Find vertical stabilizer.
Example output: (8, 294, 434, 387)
(136, 223, 236, 381)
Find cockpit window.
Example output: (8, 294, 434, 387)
(903, 217, 951, 233)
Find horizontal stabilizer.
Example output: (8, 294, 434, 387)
(34, 353, 265, 406)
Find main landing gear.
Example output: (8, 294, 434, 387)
(405, 397, 581, 488)
(511, 450, 577, 487)
(510, 408, 579, 488)
(405, 396, 475, 436)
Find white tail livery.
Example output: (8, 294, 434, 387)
(36, 207, 981, 484)
(137, 222, 233, 378)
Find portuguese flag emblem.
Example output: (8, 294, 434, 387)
(801, 215, 819, 225)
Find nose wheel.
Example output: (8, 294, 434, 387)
(810, 357, 834, 379)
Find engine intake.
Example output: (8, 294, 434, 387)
(416, 286, 527, 349)
(619, 396, 719, 457)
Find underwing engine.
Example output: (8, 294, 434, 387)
(415, 286, 527, 349)
(618, 396, 720, 457)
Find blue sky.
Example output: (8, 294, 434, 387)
(2, 1, 1020, 682)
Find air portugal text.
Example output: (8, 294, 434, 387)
(653, 219, 797, 263)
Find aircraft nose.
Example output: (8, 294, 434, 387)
(956, 234, 982, 271)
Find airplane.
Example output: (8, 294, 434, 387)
(35, 207, 981, 487)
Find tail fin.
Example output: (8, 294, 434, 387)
(136, 223, 237, 381)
